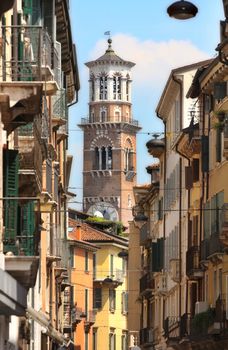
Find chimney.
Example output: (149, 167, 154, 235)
(75, 224, 82, 240)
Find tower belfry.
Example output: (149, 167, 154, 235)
(79, 39, 141, 227)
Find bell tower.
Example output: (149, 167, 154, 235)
(79, 39, 141, 227)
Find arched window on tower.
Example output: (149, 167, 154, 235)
(94, 145, 113, 170)
(94, 147, 99, 169)
(126, 79, 129, 101)
(100, 76, 107, 100)
(113, 76, 117, 100)
(91, 79, 95, 101)
(117, 76, 121, 99)
(124, 147, 134, 172)
(108, 146, 112, 169)
(101, 110, 106, 122)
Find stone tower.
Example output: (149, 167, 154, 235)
(79, 39, 140, 227)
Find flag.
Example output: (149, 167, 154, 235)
(104, 31, 110, 36)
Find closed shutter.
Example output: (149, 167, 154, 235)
(201, 136, 209, 172)
(3, 150, 19, 241)
(42, 0, 54, 38)
(93, 288, 102, 309)
(185, 166, 193, 189)
(192, 159, 199, 182)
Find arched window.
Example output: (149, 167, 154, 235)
(113, 76, 117, 100)
(101, 110, 106, 122)
(94, 146, 113, 170)
(124, 144, 134, 172)
(100, 76, 107, 100)
(117, 76, 121, 99)
(126, 79, 129, 101)
(91, 79, 95, 101)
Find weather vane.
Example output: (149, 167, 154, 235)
(104, 31, 111, 39)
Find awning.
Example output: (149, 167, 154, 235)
(27, 306, 71, 347)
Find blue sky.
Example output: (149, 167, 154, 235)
(68, 0, 223, 209)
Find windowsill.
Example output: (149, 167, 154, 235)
(109, 309, 115, 314)
(85, 270, 90, 274)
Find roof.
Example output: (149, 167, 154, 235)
(85, 39, 135, 68)
(69, 218, 128, 247)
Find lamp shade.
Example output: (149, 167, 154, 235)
(167, 1, 198, 20)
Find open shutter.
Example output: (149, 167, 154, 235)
(42, 0, 54, 38)
(23, 0, 33, 16)
(21, 201, 35, 255)
(3, 150, 19, 242)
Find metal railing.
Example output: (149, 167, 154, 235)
(80, 115, 139, 126)
(1, 25, 60, 83)
(221, 203, 228, 228)
(139, 272, 155, 294)
(140, 328, 153, 345)
(52, 89, 68, 120)
(140, 222, 150, 245)
(186, 245, 200, 275)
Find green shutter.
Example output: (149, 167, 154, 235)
(3, 150, 19, 244)
(23, 0, 33, 16)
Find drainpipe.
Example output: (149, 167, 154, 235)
(172, 74, 183, 319)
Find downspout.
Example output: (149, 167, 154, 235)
(156, 113, 166, 323)
(175, 145, 190, 317)
(172, 74, 183, 319)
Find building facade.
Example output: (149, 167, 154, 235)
(0, 0, 79, 349)
(79, 39, 141, 228)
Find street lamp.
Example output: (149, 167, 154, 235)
(167, 0, 198, 20)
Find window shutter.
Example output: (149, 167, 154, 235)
(3, 150, 19, 241)
(42, 0, 54, 38)
(192, 159, 199, 182)
(185, 166, 193, 189)
(216, 128, 222, 163)
(214, 82, 227, 100)
(23, 0, 33, 16)
(201, 136, 209, 172)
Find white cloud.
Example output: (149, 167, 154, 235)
(90, 33, 210, 88)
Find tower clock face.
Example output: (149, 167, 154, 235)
(87, 202, 119, 222)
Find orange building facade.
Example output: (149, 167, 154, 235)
(68, 219, 98, 350)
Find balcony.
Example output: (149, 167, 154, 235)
(140, 222, 150, 245)
(1, 25, 60, 84)
(79, 115, 139, 127)
(3, 200, 40, 289)
(52, 89, 68, 129)
(140, 328, 154, 346)
(220, 203, 228, 246)
(208, 233, 224, 262)
(146, 138, 165, 158)
(84, 310, 96, 327)
(139, 272, 155, 295)
(163, 316, 180, 340)
(94, 269, 124, 288)
(186, 246, 203, 279)
(17, 118, 47, 196)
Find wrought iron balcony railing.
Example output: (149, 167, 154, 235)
(139, 272, 155, 295)
(140, 328, 154, 345)
(1, 25, 60, 83)
(80, 115, 139, 127)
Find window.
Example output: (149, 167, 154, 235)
(94, 146, 113, 170)
(70, 247, 74, 268)
(117, 76, 121, 99)
(109, 331, 116, 350)
(85, 289, 88, 317)
(126, 79, 129, 101)
(93, 288, 102, 309)
(110, 254, 114, 276)
(192, 159, 199, 182)
(101, 110, 106, 122)
(113, 76, 117, 99)
(100, 76, 107, 100)
(121, 292, 128, 314)
(122, 258, 127, 276)
(85, 332, 89, 350)
(93, 253, 97, 280)
(91, 79, 95, 101)
(124, 148, 134, 172)
(93, 329, 97, 350)
(85, 251, 89, 271)
(121, 333, 128, 350)
(109, 289, 116, 311)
